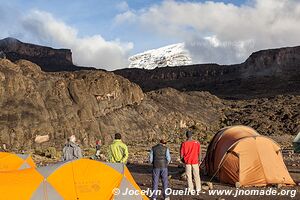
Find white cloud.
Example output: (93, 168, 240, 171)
(21, 10, 133, 70)
(117, 0, 300, 64)
(116, 1, 129, 12)
(114, 10, 137, 25)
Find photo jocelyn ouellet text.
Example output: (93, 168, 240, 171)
(112, 187, 297, 198)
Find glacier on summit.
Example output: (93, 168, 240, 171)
(128, 43, 192, 69)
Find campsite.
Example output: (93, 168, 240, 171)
(1, 0, 300, 199)
(128, 127, 300, 199)
(0, 126, 299, 199)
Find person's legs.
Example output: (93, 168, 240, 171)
(185, 164, 194, 191)
(192, 164, 201, 191)
(95, 150, 100, 156)
(152, 168, 160, 199)
(160, 168, 169, 199)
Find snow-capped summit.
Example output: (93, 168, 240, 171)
(128, 43, 192, 69)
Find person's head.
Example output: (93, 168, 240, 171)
(160, 139, 167, 145)
(115, 133, 122, 140)
(69, 135, 76, 143)
(186, 130, 193, 139)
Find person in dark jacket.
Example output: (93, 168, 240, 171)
(149, 139, 171, 200)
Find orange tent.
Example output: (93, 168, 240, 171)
(0, 158, 148, 200)
(204, 125, 295, 187)
(0, 152, 36, 171)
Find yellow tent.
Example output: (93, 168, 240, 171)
(0, 158, 148, 200)
(0, 152, 36, 171)
(204, 125, 295, 187)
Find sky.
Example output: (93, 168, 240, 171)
(0, 0, 300, 70)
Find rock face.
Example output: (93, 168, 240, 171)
(222, 95, 300, 137)
(0, 58, 226, 151)
(116, 46, 300, 98)
(0, 37, 93, 72)
(0, 51, 5, 59)
(0, 59, 144, 150)
(1, 39, 300, 154)
(129, 43, 192, 69)
(97, 88, 225, 145)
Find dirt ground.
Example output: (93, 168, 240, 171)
(129, 163, 299, 200)
(32, 135, 299, 199)
(128, 136, 300, 200)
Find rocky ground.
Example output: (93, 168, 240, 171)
(29, 137, 300, 200)
(0, 58, 299, 154)
(129, 161, 300, 200)
(127, 138, 300, 200)
(222, 96, 300, 137)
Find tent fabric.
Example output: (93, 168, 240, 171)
(205, 125, 259, 175)
(0, 158, 148, 200)
(0, 168, 44, 199)
(204, 125, 295, 187)
(293, 131, 300, 153)
(0, 152, 36, 171)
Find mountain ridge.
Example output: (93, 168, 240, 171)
(115, 45, 300, 99)
(1, 37, 300, 99)
(0, 38, 299, 151)
(0, 37, 95, 72)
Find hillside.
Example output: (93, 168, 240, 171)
(0, 37, 94, 72)
(0, 59, 226, 151)
(0, 39, 299, 152)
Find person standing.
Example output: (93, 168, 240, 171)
(108, 133, 128, 163)
(95, 139, 102, 159)
(180, 131, 202, 192)
(62, 135, 83, 161)
(149, 139, 171, 200)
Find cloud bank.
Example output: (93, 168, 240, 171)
(0, 8, 133, 70)
(22, 10, 133, 69)
(116, 0, 300, 64)
(1, 0, 300, 68)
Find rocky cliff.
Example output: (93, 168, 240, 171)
(0, 59, 145, 150)
(0, 38, 93, 72)
(1, 39, 300, 153)
(116, 46, 300, 99)
(0, 59, 226, 151)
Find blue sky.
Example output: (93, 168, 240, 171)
(5, 0, 245, 52)
(1, 0, 300, 69)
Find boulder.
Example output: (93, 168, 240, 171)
(34, 135, 50, 144)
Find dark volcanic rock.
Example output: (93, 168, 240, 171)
(222, 95, 300, 136)
(115, 46, 300, 99)
(0, 37, 94, 72)
(0, 51, 5, 59)
(0, 58, 298, 153)
(0, 59, 225, 151)
(97, 88, 225, 145)
(0, 59, 144, 150)
(1, 39, 300, 154)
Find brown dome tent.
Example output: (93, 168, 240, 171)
(204, 125, 295, 187)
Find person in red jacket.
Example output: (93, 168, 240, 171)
(180, 131, 202, 192)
